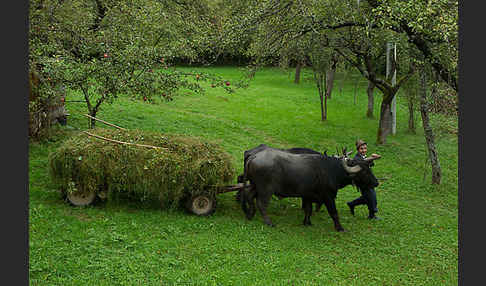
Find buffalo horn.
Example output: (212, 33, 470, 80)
(341, 159, 362, 173)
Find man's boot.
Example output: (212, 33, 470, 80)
(368, 211, 381, 220)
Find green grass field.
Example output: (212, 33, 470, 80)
(29, 66, 458, 285)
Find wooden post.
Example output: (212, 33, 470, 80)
(83, 131, 167, 150)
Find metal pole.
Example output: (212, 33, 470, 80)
(391, 43, 397, 135)
(386, 43, 392, 80)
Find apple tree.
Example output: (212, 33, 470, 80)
(29, 0, 242, 128)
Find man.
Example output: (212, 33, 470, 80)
(346, 139, 382, 220)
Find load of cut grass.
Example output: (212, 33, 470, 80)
(48, 128, 236, 209)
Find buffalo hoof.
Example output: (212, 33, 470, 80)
(336, 227, 346, 232)
(245, 211, 255, 220)
(247, 209, 256, 220)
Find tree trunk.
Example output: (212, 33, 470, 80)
(324, 89, 327, 121)
(377, 99, 393, 144)
(319, 76, 326, 121)
(408, 99, 416, 134)
(89, 110, 97, 128)
(407, 85, 416, 134)
(80, 85, 97, 128)
(366, 81, 375, 118)
(419, 71, 441, 184)
(294, 61, 302, 84)
(326, 57, 337, 99)
(320, 93, 325, 121)
(314, 71, 326, 121)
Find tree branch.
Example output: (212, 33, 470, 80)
(364, 0, 457, 91)
(89, 0, 106, 32)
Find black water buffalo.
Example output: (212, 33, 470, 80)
(235, 144, 324, 202)
(240, 148, 379, 231)
(237, 144, 323, 184)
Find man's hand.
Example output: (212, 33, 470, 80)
(370, 153, 381, 159)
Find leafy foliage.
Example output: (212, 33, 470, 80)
(369, 0, 458, 91)
(48, 128, 235, 208)
(29, 0, 246, 129)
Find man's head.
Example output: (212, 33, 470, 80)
(356, 139, 367, 156)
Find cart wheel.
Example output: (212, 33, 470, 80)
(67, 190, 96, 206)
(186, 194, 216, 216)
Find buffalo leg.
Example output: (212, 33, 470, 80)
(246, 185, 257, 219)
(241, 184, 256, 220)
(301, 200, 322, 213)
(302, 198, 313, 226)
(322, 198, 345, 232)
(256, 192, 274, 227)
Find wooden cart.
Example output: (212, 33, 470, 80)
(65, 182, 246, 216)
(62, 115, 245, 216)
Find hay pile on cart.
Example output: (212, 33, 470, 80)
(48, 128, 236, 215)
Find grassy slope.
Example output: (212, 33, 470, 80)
(29, 66, 458, 285)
